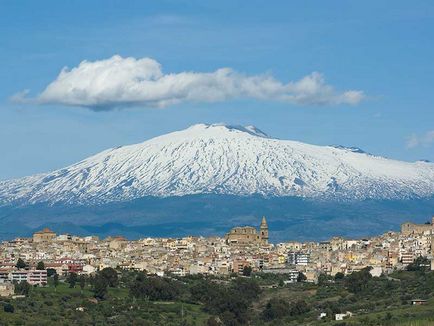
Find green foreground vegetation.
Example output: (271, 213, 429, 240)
(1, 259, 434, 325)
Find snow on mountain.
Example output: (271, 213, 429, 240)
(1, 123, 434, 205)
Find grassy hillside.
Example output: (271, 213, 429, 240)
(0, 282, 209, 325)
(2, 267, 434, 325)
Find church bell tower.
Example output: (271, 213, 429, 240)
(260, 216, 269, 245)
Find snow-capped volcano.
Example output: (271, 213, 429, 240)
(1, 123, 434, 205)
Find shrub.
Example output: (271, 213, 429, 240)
(4, 303, 14, 313)
(262, 298, 289, 320)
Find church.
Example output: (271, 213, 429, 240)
(225, 217, 269, 245)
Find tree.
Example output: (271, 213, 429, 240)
(16, 258, 26, 269)
(318, 273, 330, 286)
(242, 266, 252, 277)
(47, 268, 56, 277)
(36, 261, 45, 270)
(100, 267, 118, 287)
(15, 281, 30, 296)
(3, 303, 14, 313)
(334, 272, 345, 281)
(406, 256, 430, 272)
(190, 278, 251, 325)
(190, 279, 221, 304)
(289, 300, 309, 316)
(53, 273, 59, 291)
(262, 298, 289, 321)
(130, 276, 183, 301)
(67, 272, 78, 288)
(231, 278, 261, 301)
(297, 272, 307, 282)
(220, 311, 238, 326)
(79, 275, 86, 294)
(93, 275, 108, 300)
(345, 267, 372, 294)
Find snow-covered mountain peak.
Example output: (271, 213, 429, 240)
(1, 124, 434, 205)
(143, 123, 270, 147)
(330, 145, 368, 154)
(181, 123, 269, 138)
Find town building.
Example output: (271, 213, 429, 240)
(0, 215, 433, 282)
(8, 269, 47, 286)
(400, 251, 415, 265)
(401, 217, 434, 236)
(33, 228, 56, 243)
(0, 281, 14, 297)
(287, 252, 310, 266)
(259, 216, 269, 245)
(225, 216, 269, 246)
(286, 270, 299, 283)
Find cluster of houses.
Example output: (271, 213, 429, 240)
(1, 216, 434, 299)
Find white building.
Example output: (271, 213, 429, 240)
(9, 269, 47, 285)
(335, 311, 353, 321)
(287, 252, 310, 266)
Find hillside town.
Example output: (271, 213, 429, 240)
(1, 216, 434, 297)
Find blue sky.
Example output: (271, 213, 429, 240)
(1, 0, 433, 180)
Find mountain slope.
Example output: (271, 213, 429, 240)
(1, 123, 434, 205)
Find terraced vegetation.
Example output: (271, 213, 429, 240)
(1, 264, 434, 325)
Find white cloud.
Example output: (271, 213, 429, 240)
(13, 55, 365, 110)
(406, 130, 434, 149)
